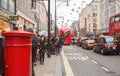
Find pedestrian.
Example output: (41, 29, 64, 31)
(55, 36, 60, 55)
(39, 35, 45, 65)
(50, 37, 56, 54)
(36, 35, 41, 63)
(44, 37, 48, 55)
(59, 36, 64, 52)
(26, 28, 37, 76)
(0, 30, 6, 76)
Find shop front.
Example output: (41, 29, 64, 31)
(0, 19, 11, 36)
(0, 0, 16, 36)
(18, 16, 34, 31)
(0, 11, 15, 36)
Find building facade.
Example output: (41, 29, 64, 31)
(79, 0, 98, 36)
(38, 1, 48, 35)
(0, 0, 16, 35)
(16, 0, 35, 31)
(70, 20, 79, 37)
(16, 0, 48, 34)
(99, 0, 120, 33)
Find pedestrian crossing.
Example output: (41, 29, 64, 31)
(65, 53, 90, 61)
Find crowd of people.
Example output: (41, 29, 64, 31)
(35, 34, 64, 65)
(0, 27, 64, 76)
(27, 28, 64, 76)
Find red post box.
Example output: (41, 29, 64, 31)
(3, 30, 34, 76)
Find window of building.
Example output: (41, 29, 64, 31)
(8, 0, 15, 13)
(0, 0, 15, 14)
(93, 13, 97, 17)
(1, 0, 8, 9)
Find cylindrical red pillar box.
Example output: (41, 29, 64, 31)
(3, 31, 34, 76)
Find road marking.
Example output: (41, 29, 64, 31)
(73, 57, 77, 60)
(81, 57, 87, 60)
(91, 60, 98, 64)
(84, 56, 89, 59)
(101, 67, 110, 72)
(62, 50, 74, 76)
(77, 57, 81, 60)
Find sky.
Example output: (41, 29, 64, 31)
(44, 0, 92, 28)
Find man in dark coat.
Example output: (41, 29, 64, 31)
(0, 30, 6, 76)
(39, 35, 45, 65)
(0, 36, 5, 76)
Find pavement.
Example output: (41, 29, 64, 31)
(34, 54, 63, 76)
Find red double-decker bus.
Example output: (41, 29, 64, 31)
(109, 13, 120, 39)
(60, 28, 74, 45)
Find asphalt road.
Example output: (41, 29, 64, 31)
(62, 44, 120, 76)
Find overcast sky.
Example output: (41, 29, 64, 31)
(44, 0, 92, 27)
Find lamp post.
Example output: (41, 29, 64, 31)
(55, 0, 69, 37)
(47, 0, 51, 58)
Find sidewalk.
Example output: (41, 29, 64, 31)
(34, 54, 62, 76)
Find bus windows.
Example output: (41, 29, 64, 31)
(114, 16, 120, 22)
(110, 17, 114, 24)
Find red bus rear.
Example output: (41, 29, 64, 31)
(109, 13, 120, 36)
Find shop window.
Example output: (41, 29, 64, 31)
(1, 0, 8, 9)
(1, 0, 15, 14)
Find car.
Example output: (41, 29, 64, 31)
(81, 39, 95, 50)
(71, 37, 78, 44)
(77, 37, 88, 47)
(93, 36, 120, 55)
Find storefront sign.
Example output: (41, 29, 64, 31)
(0, 11, 10, 21)
(9, 16, 19, 21)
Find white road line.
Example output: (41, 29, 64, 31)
(81, 57, 87, 60)
(62, 50, 74, 76)
(84, 56, 89, 59)
(77, 57, 82, 60)
(101, 67, 110, 72)
(91, 60, 98, 64)
(73, 57, 77, 60)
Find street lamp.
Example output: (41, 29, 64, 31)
(55, 0, 69, 37)
(47, 0, 51, 58)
